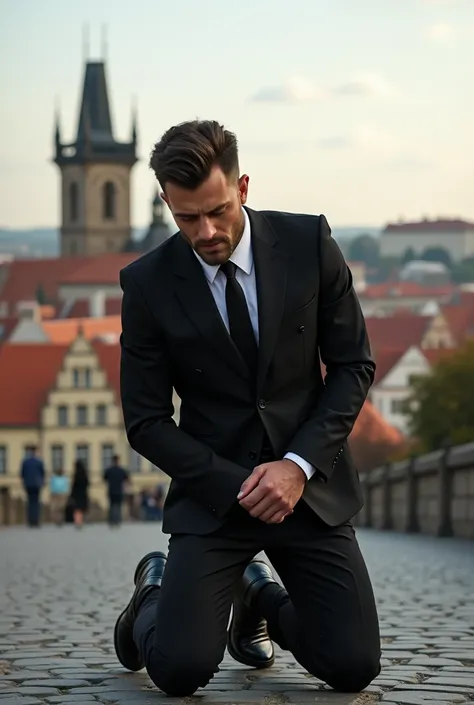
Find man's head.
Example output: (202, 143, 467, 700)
(149, 120, 249, 265)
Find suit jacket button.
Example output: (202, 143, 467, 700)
(299, 325, 305, 333)
(249, 451, 257, 460)
(258, 399, 266, 410)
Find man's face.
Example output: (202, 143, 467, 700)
(162, 166, 249, 265)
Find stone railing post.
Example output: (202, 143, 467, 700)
(405, 455, 419, 533)
(382, 463, 393, 530)
(437, 446, 453, 537)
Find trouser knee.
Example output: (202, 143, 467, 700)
(146, 651, 217, 696)
(322, 654, 381, 693)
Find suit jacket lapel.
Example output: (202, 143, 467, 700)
(172, 236, 250, 380)
(246, 208, 288, 393)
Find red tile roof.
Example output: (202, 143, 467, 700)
(0, 257, 91, 313)
(93, 340, 120, 398)
(0, 339, 121, 426)
(43, 316, 122, 344)
(373, 348, 406, 384)
(66, 298, 122, 318)
(59, 253, 139, 285)
(366, 314, 430, 353)
(361, 281, 454, 299)
(440, 304, 474, 344)
(351, 399, 404, 445)
(0, 344, 68, 425)
(384, 219, 474, 234)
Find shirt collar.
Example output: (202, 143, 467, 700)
(195, 207, 252, 284)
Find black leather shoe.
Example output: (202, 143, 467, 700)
(227, 559, 276, 669)
(113, 551, 167, 671)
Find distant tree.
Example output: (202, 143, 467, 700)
(405, 341, 474, 452)
(402, 247, 416, 265)
(451, 257, 474, 284)
(35, 283, 47, 305)
(348, 234, 380, 268)
(373, 256, 401, 283)
(420, 247, 452, 268)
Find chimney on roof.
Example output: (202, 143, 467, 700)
(89, 289, 106, 318)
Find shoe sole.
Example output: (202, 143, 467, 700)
(113, 551, 167, 671)
(227, 612, 275, 670)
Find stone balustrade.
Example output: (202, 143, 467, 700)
(354, 441, 474, 539)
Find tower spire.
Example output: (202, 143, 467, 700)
(131, 94, 138, 144)
(101, 24, 108, 61)
(82, 23, 90, 62)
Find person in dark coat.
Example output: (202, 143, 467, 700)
(103, 455, 129, 527)
(70, 459, 89, 529)
(20, 446, 45, 527)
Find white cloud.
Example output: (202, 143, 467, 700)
(426, 21, 457, 40)
(334, 73, 396, 97)
(250, 73, 396, 105)
(250, 76, 323, 104)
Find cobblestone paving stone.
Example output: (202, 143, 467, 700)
(0, 524, 473, 705)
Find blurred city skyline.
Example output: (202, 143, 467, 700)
(1, 0, 472, 229)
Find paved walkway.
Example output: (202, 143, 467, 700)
(0, 524, 473, 705)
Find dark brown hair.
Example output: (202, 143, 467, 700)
(149, 120, 239, 190)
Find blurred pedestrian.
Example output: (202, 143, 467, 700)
(49, 468, 69, 526)
(103, 454, 129, 527)
(20, 446, 45, 528)
(70, 459, 89, 529)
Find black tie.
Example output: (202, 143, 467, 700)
(220, 261, 258, 378)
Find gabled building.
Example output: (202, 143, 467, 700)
(0, 334, 170, 509)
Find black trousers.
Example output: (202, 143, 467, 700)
(108, 497, 123, 526)
(133, 500, 381, 696)
(26, 489, 41, 527)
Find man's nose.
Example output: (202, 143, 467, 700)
(199, 217, 217, 240)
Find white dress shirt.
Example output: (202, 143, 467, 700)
(194, 208, 315, 481)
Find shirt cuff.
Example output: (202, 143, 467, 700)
(284, 452, 316, 481)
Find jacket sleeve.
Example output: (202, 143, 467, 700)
(285, 215, 375, 480)
(119, 267, 250, 520)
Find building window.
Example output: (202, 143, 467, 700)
(0, 446, 7, 475)
(96, 404, 107, 425)
(103, 181, 116, 219)
(73, 368, 91, 388)
(391, 399, 406, 414)
(129, 448, 141, 473)
(57, 405, 68, 427)
(75, 444, 89, 468)
(77, 405, 88, 426)
(102, 443, 114, 471)
(51, 445, 64, 472)
(69, 182, 78, 222)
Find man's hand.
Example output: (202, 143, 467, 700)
(237, 459, 306, 524)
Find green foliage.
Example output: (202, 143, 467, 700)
(347, 234, 380, 268)
(402, 247, 416, 265)
(35, 283, 47, 305)
(405, 341, 474, 452)
(421, 246, 452, 267)
(451, 257, 474, 284)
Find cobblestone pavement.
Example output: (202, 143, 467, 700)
(0, 524, 473, 705)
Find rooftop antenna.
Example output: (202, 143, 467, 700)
(82, 23, 90, 62)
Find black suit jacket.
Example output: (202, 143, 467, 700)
(119, 208, 375, 535)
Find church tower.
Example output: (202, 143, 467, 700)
(53, 55, 138, 257)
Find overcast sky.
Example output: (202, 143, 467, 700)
(0, 0, 472, 229)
